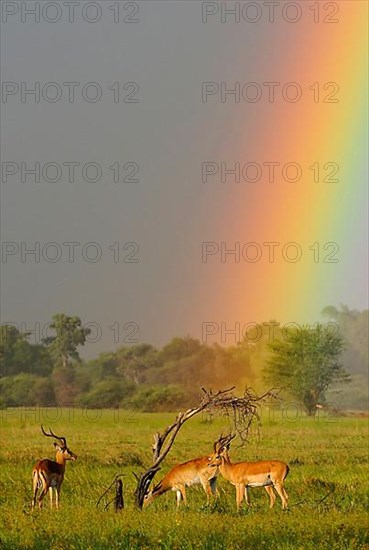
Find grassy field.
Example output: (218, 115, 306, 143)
(0, 407, 368, 549)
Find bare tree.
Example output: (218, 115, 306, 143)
(134, 386, 277, 508)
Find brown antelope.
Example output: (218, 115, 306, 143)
(214, 434, 289, 510)
(32, 426, 77, 509)
(143, 454, 222, 508)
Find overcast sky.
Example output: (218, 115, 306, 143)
(1, 1, 368, 357)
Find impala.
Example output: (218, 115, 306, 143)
(214, 434, 289, 510)
(143, 454, 221, 508)
(32, 426, 77, 509)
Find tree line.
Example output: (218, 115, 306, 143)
(0, 307, 367, 413)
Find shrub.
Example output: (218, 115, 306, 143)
(127, 384, 188, 412)
(78, 378, 135, 408)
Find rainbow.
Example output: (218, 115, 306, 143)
(194, 2, 368, 338)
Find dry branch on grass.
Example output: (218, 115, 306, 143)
(134, 386, 278, 509)
(96, 474, 125, 512)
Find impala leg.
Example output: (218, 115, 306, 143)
(32, 473, 38, 508)
(201, 481, 212, 504)
(210, 478, 219, 499)
(281, 486, 289, 508)
(265, 486, 276, 508)
(236, 484, 244, 509)
(202, 478, 218, 504)
(37, 486, 48, 508)
(55, 487, 60, 508)
(49, 487, 53, 508)
(244, 486, 251, 506)
(176, 485, 186, 507)
(273, 483, 288, 509)
(181, 486, 187, 506)
(36, 471, 49, 509)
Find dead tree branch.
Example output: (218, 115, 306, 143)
(96, 474, 125, 512)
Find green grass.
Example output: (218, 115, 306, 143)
(0, 408, 368, 549)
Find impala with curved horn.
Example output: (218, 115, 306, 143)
(32, 426, 77, 509)
(214, 434, 289, 510)
(143, 453, 221, 508)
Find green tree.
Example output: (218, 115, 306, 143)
(43, 314, 91, 368)
(0, 325, 52, 377)
(263, 324, 349, 415)
(52, 366, 78, 406)
(28, 377, 56, 406)
(78, 378, 135, 408)
(159, 337, 204, 362)
(0, 373, 56, 407)
(128, 384, 188, 412)
(322, 305, 369, 375)
(115, 344, 159, 384)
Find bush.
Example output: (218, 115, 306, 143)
(28, 377, 56, 406)
(78, 378, 135, 408)
(0, 373, 49, 406)
(127, 385, 188, 412)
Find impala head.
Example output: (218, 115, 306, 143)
(143, 480, 162, 507)
(143, 493, 152, 507)
(213, 433, 235, 459)
(206, 451, 222, 471)
(41, 426, 77, 461)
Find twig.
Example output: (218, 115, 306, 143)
(96, 473, 125, 511)
(289, 486, 336, 508)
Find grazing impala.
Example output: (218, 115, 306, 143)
(143, 454, 221, 508)
(214, 434, 289, 510)
(32, 426, 77, 509)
